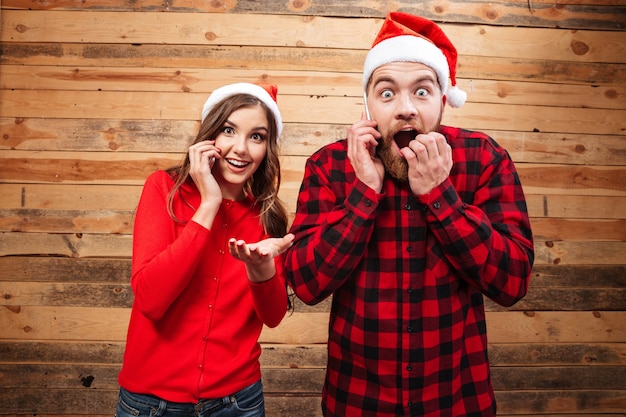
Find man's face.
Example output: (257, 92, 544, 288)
(366, 62, 445, 181)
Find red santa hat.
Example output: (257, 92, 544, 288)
(201, 82, 283, 139)
(363, 12, 467, 108)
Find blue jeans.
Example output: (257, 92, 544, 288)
(115, 380, 265, 417)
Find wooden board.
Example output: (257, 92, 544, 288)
(0, 2, 624, 416)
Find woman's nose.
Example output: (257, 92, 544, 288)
(232, 135, 247, 153)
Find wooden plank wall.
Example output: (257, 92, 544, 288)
(1, 1, 625, 415)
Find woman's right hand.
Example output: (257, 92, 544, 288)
(188, 140, 222, 227)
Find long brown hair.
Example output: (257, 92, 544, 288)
(165, 93, 288, 238)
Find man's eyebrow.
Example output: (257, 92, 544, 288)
(371, 76, 396, 87)
(416, 75, 438, 84)
(371, 74, 438, 88)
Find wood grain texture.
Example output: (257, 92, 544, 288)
(1, 388, 625, 415)
(2, 11, 625, 62)
(2, 340, 626, 367)
(2, 0, 625, 30)
(2, 90, 624, 135)
(2, 65, 624, 110)
(2, 118, 624, 168)
(0, 2, 624, 416)
(3, 43, 625, 86)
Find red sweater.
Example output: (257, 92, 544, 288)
(118, 170, 287, 402)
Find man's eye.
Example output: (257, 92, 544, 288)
(381, 90, 393, 99)
(417, 88, 429, 97)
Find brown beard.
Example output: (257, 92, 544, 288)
(377, 138, 409, 182)
(376, 116, 443, 182)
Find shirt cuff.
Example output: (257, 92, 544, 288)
(346, 179, 382, 219)
(416, 178, 463, 221)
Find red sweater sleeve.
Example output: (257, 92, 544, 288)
(131, 172, 216, 321)
(249, 259, 288, 328)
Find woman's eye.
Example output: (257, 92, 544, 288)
(222, 126, 235, 135)
(381, 89, 393, 99)
(251, 133, 266, 142)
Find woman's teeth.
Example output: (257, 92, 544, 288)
(227, 159, 249, 168)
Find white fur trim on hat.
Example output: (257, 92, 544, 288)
(362, 35, 467, 108)
(363, 35, 450, 94)
(201, 82, 283, 139)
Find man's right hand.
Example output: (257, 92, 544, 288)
(347, 112, 384, 193)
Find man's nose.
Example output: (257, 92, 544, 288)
(396, 93, 418, 119)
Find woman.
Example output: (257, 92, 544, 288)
(116, 83, 293, 417)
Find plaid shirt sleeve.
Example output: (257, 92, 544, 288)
(417, 126, 534, 307)
(284, 141, 381, 305)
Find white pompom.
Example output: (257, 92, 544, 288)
(446, 86, 467, 108)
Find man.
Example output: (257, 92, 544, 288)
(283, 12, 534, 417)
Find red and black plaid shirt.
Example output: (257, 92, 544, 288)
(284, 125, 534, 417)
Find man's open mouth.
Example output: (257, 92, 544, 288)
(393, 130, 418, 149)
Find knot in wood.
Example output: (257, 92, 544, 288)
(570, 40, 589, 56)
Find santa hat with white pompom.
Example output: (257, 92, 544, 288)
(362, 12, 467, 108)
(201, 82, 283, 139)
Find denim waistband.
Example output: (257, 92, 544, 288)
(119, 380, 261, 414)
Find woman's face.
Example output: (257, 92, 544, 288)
(212, 104, 269, 200)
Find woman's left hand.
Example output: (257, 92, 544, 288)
(228, 233, 295, 282)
